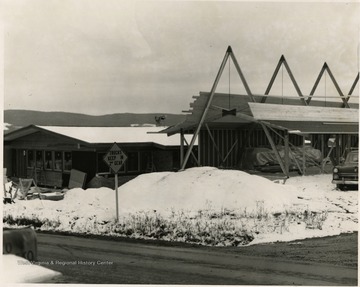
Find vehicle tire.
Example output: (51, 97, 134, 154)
(337, 184, 346, 191)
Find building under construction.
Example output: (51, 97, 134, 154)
(160, 46, 359, 177)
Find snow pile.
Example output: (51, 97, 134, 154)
(2, 254, 61, 283)
(3, 167, 358, 246)
(117, 167, 300, 214)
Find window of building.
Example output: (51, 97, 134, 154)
(127, 152, 139, 172)
(97, 152, 110, 173)
(36, 150, 44, 170)
(54, 151, 63, 170)
(140, 152, 152, 171)
(25, 150, 74, 172)
(27, 150, 35, 168)
(64, 152, 72, 171)
(45, 151, 53, 170)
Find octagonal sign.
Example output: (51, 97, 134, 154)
(103, 143, 128, 174)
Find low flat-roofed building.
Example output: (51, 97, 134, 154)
(4, 125, 197, 188)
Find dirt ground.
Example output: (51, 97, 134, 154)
(49, 230, 357, 268)
(225, 232, 358, 267)
(36, 231, 357, 285)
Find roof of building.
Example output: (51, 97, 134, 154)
(161, 92, 359, 135)
(4, 125, 196, 146)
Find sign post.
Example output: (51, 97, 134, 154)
(103, 143, 128, 221)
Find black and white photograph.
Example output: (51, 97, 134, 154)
(2, 0, 359, 285)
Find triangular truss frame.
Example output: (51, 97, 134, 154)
(306, 62, 350, 108)
(260, 55, 307, 106)
(180, 46, 255, 170)
(180, 46, 289, 176)
(179, 46, 357, 175)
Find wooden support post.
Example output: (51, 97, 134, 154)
(321, 134, 325, 160)
(347, 134, 351, 154)
(221, 139, 238, 166)
(197, 131, 201, 166)
(284, 131, 290, 175)
(205, 124, 224, 163)
(180, 129, 184, 168)
(302, 136, 306, 176)
(335, 134, 340, 165)
(180, 47, 232, 170)
(115, 173, 119, 222)
(183, 137, 201, 167)
(261, 123, 288, 177)
(266, 125, 323, 172)
(290, 149, 303, 175)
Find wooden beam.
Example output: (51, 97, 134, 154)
(248, 103, 358, 122)
(183, 137, 201, 167)
(281, 55, 308, 106)
(261, 123, 289, 177)
(265, 125, 324, 174)
(261, 55, 285, 103)
(335, 134, 340, 165)
(180, 47, 232, 170)
(180, 129, 184, 167)
(307, 63, 350, 108)
(321, 134, 325, 160)
(325, 63, 350, 108)
(347, 72, 359, 102)
(302, 136, 306, 175)
(261, 55, 307, 105)
(205, 124, 224, 163)
(284, 131, 290, 175)
(307, 63, 327, 105)
(229, 48, 256, 103)
(221, 139, 238, 166)
(290, 149, 303, 175)
(198, 131, 201, 166)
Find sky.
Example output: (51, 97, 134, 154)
(2, 0, 360, 115)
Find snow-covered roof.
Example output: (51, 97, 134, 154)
(5, 125, 197, 146)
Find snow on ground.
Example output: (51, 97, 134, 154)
(3, 167, 358, 246)
(2, 254, 62, 283)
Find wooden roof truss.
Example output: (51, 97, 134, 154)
(179, 46, 358, 177)
(180, 46, 256, 170)
(260, 55, 308, 106)
(306, 63, 351, 108)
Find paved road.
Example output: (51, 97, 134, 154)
(36, 233, 357, 285)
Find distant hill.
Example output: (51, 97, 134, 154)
(4, 110, 186, 133)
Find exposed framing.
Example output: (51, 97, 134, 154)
(260, 55, 307, 106)
(306, 63, 350, 108)
(180, 46, 255, 170)
(178, 46, 358, 177)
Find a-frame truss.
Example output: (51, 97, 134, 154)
(180, 46, 256, 170)
(180, 46, 290, 176)
(179, 46, 357, 177)
(260, 55, 307, 106)
(306, 62, 351, 108)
